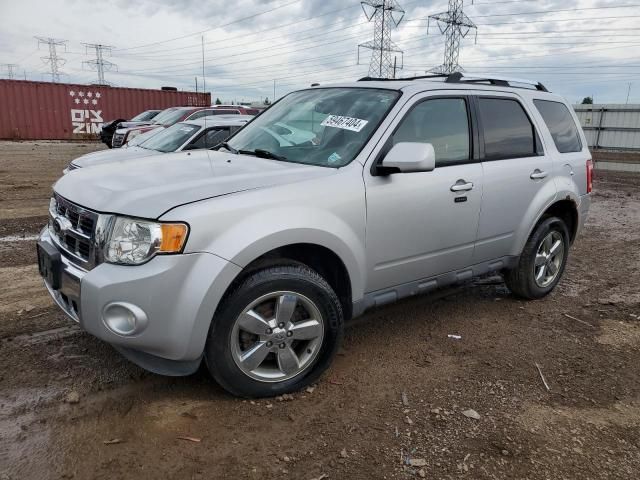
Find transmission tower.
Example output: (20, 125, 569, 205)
(428, 0, 477, 74)
(82, 43, 117, 85)
(35, 36, 67, 82)
(358, 0, 405, 79)
(2, 64, 19, 79)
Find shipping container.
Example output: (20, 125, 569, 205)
(573, 104, 640, 151)
(0, 79, 211, 140)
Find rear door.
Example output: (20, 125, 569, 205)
(472, 94, 554, 263)
(364, 94, 484, 292)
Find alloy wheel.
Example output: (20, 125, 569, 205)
(534, 230, 565, 288)
(230, 291, 324, 382)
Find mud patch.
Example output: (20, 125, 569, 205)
(597, 319, 640, 347)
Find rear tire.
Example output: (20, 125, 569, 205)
(205, 264, 343, 398)
(504, 216, 570, 299)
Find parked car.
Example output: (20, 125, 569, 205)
(111, 106, 241, 148)
(38, 73, 592, 397)
(212, 105, 262, 115)
(100, 109, 161, 148)
(64, 116, 252, 173)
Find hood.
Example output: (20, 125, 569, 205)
(54, 150, 336, 219)
(118, 120, 153, 128)
(71, 146, 159, 168)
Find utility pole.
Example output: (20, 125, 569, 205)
(626, 83, 632, 104)
(273, 79, 276, 101)
(82, 43, 116, 85)
(35, 36, 67, 82)
(428, 0, 477, 74)
(358, 0, 405, 79)
(1, 64, 19, 79)
(201, 36, 206, 98)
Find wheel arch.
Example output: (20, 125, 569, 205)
(516, 196, 579, 256)
(223, 242, 356, 321)
(540, 198, 579, 244)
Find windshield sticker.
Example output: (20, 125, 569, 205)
(321, 115, 369, 132)
(327, 152, 342, 164)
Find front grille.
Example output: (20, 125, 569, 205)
(112, 132, 125, 148)
(49, 194, 99, 269)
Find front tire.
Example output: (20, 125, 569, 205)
(504, 216, 570, 299)
(205, 264, 343, 398)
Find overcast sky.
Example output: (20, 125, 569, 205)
(1, 0, 639, 104)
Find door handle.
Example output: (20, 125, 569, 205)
(530, 169, 548, 180)
(450, 180, 474, 192)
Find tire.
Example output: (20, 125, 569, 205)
(504, 216, 570, 300)
(205, 264, 344, 398)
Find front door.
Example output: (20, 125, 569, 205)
(364, 95, 483, 293)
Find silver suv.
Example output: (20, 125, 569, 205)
(37, 73, 592, 397)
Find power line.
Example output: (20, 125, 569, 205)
(115, 0, 304, 51)
(428, 0, 477, 74)
(470, 3, 640, 18)
(474, 14, 640, 26)
(34, 36, 67, 82)
(82, 43, 117, 85)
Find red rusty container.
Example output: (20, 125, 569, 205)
(0, 79, 211, 140)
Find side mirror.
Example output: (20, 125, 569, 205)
(378, 142, 436, 174)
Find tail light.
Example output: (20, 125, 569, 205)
(586, 159, 594, 193)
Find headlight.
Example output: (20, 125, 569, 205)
(104, 217, 189, 265)
(126, 130, 141, 143)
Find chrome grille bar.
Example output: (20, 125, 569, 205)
(49, 194, 99, 269)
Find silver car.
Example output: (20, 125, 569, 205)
(64, 116, 253, 173)
(38, 73, 592, 397)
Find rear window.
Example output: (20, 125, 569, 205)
(478, 97, 538, 160)
(533, 100, 582, 153)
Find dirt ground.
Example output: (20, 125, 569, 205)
(1, 140, 639, 480)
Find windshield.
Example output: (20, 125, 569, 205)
(139, 123, 199, 152)
(225, 88, 399, 167)
(131, 110, 159, 122)
(127, 127, 162, 146)
(153, 108, 190, 126)
(151, 108, 180, 125)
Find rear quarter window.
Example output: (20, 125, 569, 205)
(533, 99, 582, 153)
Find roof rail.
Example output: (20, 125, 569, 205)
(445, 72, 549, 92)
(357, 71, 549, 92)
(357, 74, 450, 82)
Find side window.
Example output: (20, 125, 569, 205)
(187, 110, 213, 120)
(393, 98, 470, 167)
(478, 98, 538, 160)
(533, 99, 582, 153)
(189, 128, 230, 149)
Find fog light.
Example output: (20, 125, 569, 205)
(102, 302, 148, 336)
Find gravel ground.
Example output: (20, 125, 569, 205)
(1, 141, 639, 479)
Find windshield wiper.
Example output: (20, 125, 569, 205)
(239, 148, 287, 161)
(216, 141, 238, 154)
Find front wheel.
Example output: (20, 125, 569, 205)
(504, 216, 570, 299)
(205, 264, 343, 398)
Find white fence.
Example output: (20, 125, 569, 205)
(572, 104, 640, 151)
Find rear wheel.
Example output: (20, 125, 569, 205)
(205, 264, 343, 397)
(504, 216, 570, 299)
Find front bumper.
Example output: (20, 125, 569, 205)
(39, 227, 242, 375)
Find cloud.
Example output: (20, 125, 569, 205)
(1, 0, 639, 103)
